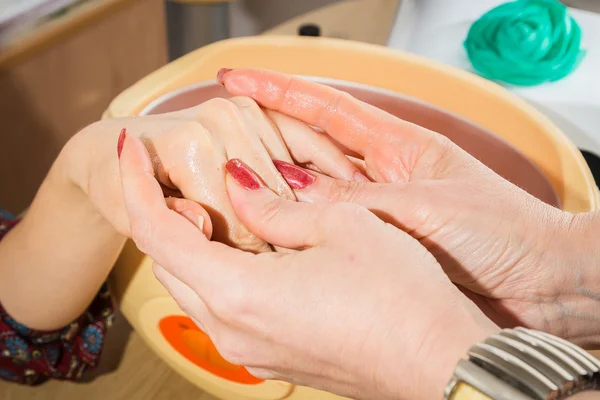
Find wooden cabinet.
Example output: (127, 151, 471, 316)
(0, 0, 168, 213)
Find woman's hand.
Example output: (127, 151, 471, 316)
(218, 68, 600, 346)
(118, 132, 498, 400)
(63, 96, 363, 252)
(0, 95, 362, 330)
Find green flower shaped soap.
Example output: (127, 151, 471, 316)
(464, 0, 586, 86)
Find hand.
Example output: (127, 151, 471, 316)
(118, 132, 498, 400)
(61, 96, 363, 251)
(1, 93, 366, 331)
(219, 68, 600, 346)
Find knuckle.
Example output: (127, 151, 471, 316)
(170, 123, 226, 169)
(177, 121, 213, 145)
(202, 98, 241, 121)
(318, 91, 350, 126)
(231, 96, 261, 110)
(202, 97, 233, 110)
(227, 225, 270, 253)
(328, 180, 364, 203)
(258, 197, 284, 225)
(198, 98, 254, 144)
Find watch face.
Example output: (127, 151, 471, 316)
(449, 382, 492, 400)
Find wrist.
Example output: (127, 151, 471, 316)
(424, 304, 500, 400)
(58, 126, 96, 194)
(43, 142, 87, 205)
(39, 150, 108, 227)
(381, 297, 500, 400)
(47, 130, 120, 233)
(545, 211, 600, 347)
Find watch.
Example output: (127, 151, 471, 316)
(444, 327, 600, 400)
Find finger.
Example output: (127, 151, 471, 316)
(118, 129, 252, 290)
(194, 98, 295, 201)
(158, 121, 272, 253)
(219, 69, 435, 157)
(303, 156, 369, 180)
(153, 262, 212, 332)
(160, 184, 182, 198)
(265, 110, 369, 182)
(228, 96, 294, 163)
(192, 98, 296, 252)
(165, 197, 213, 240)
(225, 159, 331, 249)
(347, 156, 370, 178)
(271, 160, 407, 227)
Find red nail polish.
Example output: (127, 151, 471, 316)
(117, 128, 127, 159)
(225, 159, 264, 190)
(217, 68, 233, 85)
(273, 160, 316, 190)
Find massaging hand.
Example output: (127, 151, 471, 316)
(118, 133, 498, 400)
(61, 97, 363, 251)
(219, 68, 600, 346)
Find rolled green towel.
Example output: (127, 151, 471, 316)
(464, 0, 586, 86)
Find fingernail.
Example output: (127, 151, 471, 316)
(217, 68, 233, 85)
(354, 171, 370, 182)
(225, 159, 264, 190)
(179, 210, 204, 230)
(273, 160, 316, 190)
(117, 128, 127, 159)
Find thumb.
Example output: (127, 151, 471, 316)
(165, 197, 213, 240)
(118, 129, 249, 291)
(225, 159, 331, 249)
(272, 160, 402, 219)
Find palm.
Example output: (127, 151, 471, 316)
(359, 135, 561, 328)
(221, 69, 567, 331)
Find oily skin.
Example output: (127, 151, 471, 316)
(220, 68, 600, 347)
(67, 96, 361, 253)
(118, 134, 499, 400)
(0, 95, 362, 330)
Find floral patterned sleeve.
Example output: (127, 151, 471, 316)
(0, 208, 114, 385)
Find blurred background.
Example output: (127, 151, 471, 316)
(0, 0, 359, 214)
(1, 0, 597, 214)
(0, 0, 398, 216)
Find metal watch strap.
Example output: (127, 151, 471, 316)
(444, 327, 600, 400)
